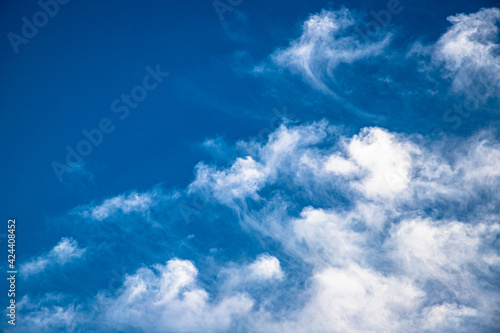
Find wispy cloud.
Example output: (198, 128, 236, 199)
(266, 8, 392, 95)
(73, 188, 171, 221)
(434, 8, 500, 103)
(20, 238, 86, 278)
(410, 7, 500, 106)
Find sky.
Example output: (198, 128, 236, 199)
(1, 0, 500, 332)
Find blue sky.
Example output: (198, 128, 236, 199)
(1, 0, 500, 332)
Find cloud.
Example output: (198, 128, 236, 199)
(20, 237, 86, 278)
(97, 259, 254, 333)
(388, 218, 500, 313)
(290, 207, 365, 267)
(324, 153, 357, 175)
(435, 8, 500, 102)
(411, 7, 500, 106)
(421, 303, 478, 331)
(387, 218, 500, 330)
(264, 264, 424, 333)
(347, 127, 417, 199)
(246, 254, 283, 281)
(186, 120, 500, 331)
(268, 8, 391, 94)
(10, 4, 500, 332)
(11, 294, 87, 333)
(15, 120, 500, 332)
(74, 189, 168, 221)
(189, 120, 331, 205)
(389, 219, 500, 280)
(219, 254, 284, 292)
(190, 156, 266, 204)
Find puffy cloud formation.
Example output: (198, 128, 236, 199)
(192, 122, 420, 206)
(219, 254, 284, 290)
(20, 237, 86, 278)
(190, 156, 266, 204)
(269, 8, 391, 94)
(15, 120, 500, 332)
(347, 127, 415, 198)
(98, 259, 254, 333)
(186, 120, 500, 332)
(264, 264, 424, 333)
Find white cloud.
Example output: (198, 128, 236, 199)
(75, 189, 167, 221)
(246, 254, 283, 281)
(389, 218, 500, 296)
(386, 218, 500, 330)
(190, 121, 331, 204)
(348, 127, 417, 199)
(273, 264, 424, 333)
(421, 303, 478, 331)
(20, 237, 86, 278)
(9, 295, 86, 333)
(188, 120, 500, 331)
(12, 4, 500, 331)
(416, 8, 500, 104)
(291, 207, 365, 267)
(220, 254, 284, 291)
(269, 8, 391, 94)
(190, 156, 266, 204)
(18, 121, 500, 332)
(99, 259, 253, 333)
(324, 153, 358, 175)
(192, 120, 500, 220)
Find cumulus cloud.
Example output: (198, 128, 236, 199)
(190, 123, 424, 205)
(267, 264, 424, 333)
(268, 8, 391, 94)
(14, 119, 500, 332)
(20, 237, 86, 278)
(219, 254, 284, 291)
(290, 207, 365, 267)
(186, 120, 500, 331)
(190, 156, 266, 204)
(246, 254, 283, 281)
(347, 127, 417, 199)
(189, 120, 331, 204)
(390, 219, 500, 279)
(97, 259, 253, 333)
